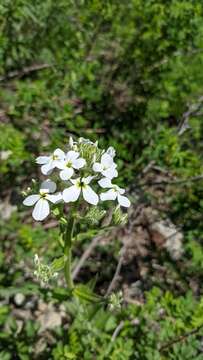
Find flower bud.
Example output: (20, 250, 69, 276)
(108, 291, 123, 311)
(69, 136, 74, 148)
(113, 206, 128, 225)
(33, 254, 58, 285)
(85, 207, 106, 225)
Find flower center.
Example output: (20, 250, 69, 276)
(52, 155, 58, 160)
(66, 161, 72, 168)
(40, 191, 47, 198)
(76, 179, 86, 189)
(80, 180, 85, 188)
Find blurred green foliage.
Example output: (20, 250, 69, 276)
(0, 0, 203, 359)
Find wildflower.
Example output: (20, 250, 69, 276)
(99, 178, 130, 207)
(93, 153, 118, 179)
(106, 146, 116, 158)
(57, 150, 86, 180)
(36, 148, 65, 175)
(23, 179, 62, 221)
(63, 176, 99, 205)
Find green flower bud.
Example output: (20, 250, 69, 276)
(113, 206, 128, 225)
(108, 291, 123, 311)
(85, 207, 106, 225)
(77, 138, 102, 167)
(52, 207, 60, 217)
(34, 254, 58, 285)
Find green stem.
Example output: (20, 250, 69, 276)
(64, 216, 75, 289)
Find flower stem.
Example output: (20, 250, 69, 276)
(64, 216, 75, 289)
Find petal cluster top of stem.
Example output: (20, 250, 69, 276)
(23, 137, 131, 221)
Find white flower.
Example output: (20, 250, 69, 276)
(23, 180, 62, 221)
(63, 176, 99, 205)
(93, 153, 118, 179)
(57, 150, 86, 180)
(36, 149, 65, 175)
(99, 178, 130, 208)
(106, 146, 116, 158)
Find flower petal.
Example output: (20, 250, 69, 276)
(54, 159, 66, 169)
(40, 179, 57, 193)
(82, 185, 99, 205)
(93, 162, 103, 172)
(23, 194, 40, 206)
(117, 194, 131, 207)
(73, 158, 86, 169)
(98, 178, 112, 188)
(106, 146, 116, 158)
(32, 199, 50, 221)
(70, 178, 78, 185)
(54, 148, 65, 159)
(46, 193, 63, 204)
(100, 189, 117, 201)
(41, 161, 54, 175)
(63, 185, 81, 202)
(56, 160, 66, 170)
(66, 150, 79, 161)
(36, 156, 50, 164)
(117, 187, 125, 195)
(83, 176, 94, 185)
(59, 168, 74, 180)
(101, 153, 114, 167)
(102, 167, 118, 179)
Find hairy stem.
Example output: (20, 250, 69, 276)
(64, 216, 75, 289)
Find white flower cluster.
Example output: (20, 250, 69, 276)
(23, 138, 131, 221)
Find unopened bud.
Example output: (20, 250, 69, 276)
(113, 206, 128, 225)
(34, 254, 40, 266)
(33, 254, 58, 285)
(108, 291, 123, 311)
(69, 136, 74, 148)
(86, 207, 106, 225)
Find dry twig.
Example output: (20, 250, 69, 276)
(139, 174, 203, 188)
(178, 95, 203, 135)
(72, 235, 102, 280)
(106, 247, 125, 297)
(159, 324, 203, 352)
(0, 63, 53, 82)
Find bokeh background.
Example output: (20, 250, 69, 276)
(1, 1, 203, 359)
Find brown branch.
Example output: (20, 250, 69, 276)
(43, 220, 58, 229)
(106, 247, 125, 297)
(178, 95, 203, 135)
(0, 63, 53, 82)
(139, 174, 203, 188)
(159, 323, 203, 352)
(111, 321, 125, 341)
(72, 235, 102, 280)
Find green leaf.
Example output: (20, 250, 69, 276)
(73, 284, 103, 304)
(52, 287, 72, 301)
(51, 256, 65, 272)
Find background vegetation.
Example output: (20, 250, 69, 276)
(0, 0, 203, 359)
